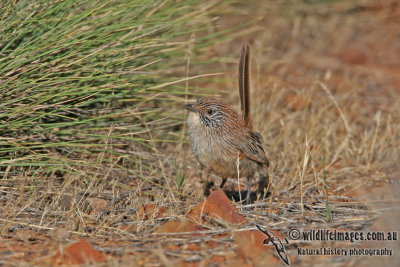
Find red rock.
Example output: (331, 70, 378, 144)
(234, 230, 282, 265)
(188, 190, 247, 224)
(51, 240, 106, 265)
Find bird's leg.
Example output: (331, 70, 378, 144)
(246, 177, 252, 204)
(257, 172, 269, 199)
(202, 168, 212, 197)
(219, 178, 227, 189)
(200, 165, 204, 180)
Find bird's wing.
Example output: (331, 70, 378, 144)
(235, 130, 269, 167)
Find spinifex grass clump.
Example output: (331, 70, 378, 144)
(0, 1, 219, 193)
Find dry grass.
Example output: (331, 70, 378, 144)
(1, 0, 400, 265)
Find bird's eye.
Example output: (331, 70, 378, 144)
(207, 109, 214, 115)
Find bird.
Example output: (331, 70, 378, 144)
(184, 45, 269, 203)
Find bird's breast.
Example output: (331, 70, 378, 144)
(186, 112, 259, 177)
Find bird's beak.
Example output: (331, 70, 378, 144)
(183, 104, 197, 112)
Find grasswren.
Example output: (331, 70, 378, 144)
(184, 45, 269, 203)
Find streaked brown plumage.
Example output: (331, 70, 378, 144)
(184, 45, 269, 203)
